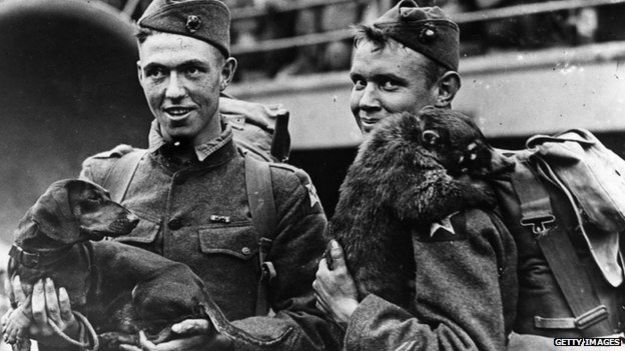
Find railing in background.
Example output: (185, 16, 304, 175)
(230, 0, 384, 20)
(230, 0, 625, 56)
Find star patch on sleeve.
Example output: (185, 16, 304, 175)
(416, 212, 467, 242)
(305, 183, 321, 208)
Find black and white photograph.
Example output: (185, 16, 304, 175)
(0, 0, 624, 350)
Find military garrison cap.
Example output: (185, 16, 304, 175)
(373, 0, 459, 71)
(138, 0, 231, 57)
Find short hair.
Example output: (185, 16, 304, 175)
(352, 24, 448, 88)
(135, 26, 155, 44)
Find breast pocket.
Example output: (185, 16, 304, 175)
(197, 224, 261, 320)
(198, 224, 259, 260)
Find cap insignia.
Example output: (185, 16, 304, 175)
(419, 25, 436, 43)
(186, 15, 202, 33)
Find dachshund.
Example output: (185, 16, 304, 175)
(3, 179, 259, 351)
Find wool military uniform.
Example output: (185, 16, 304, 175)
(80, 122, 343, 350)
(335, 2, 517, 350)
(342, 209, 518, 351)
(74, 0, 344, 347)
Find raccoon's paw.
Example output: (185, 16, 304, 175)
(453, 175, 495, 208)
(466, 178, 497, 208)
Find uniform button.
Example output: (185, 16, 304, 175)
(168, 218, 182, 230)
(241, 247, 251, 255)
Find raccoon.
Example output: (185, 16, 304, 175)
(328, 107, 512, 310)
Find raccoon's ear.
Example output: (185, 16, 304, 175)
(422, 130, 440, 146)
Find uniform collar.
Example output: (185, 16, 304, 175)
(148, 118, 236, 164)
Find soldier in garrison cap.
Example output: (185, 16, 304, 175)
(11, 0, 343, 350)
(313, 1, 520, 350)
(316, 0, 624, 350)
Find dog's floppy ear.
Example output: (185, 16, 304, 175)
(29, 180, 81, 244)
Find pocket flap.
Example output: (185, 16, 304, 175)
(199, 225, 259, 260)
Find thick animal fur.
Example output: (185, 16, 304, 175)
(329, 108, 511, 310)
(4, 179, 259, 350)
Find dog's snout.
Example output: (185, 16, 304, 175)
(127, 211, 140, 226)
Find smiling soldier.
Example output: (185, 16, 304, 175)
(3, 0, 343, 350)
(313, 1, 519, 351)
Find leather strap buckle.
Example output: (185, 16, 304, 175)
(9, 245, 40, 268)
(520, 214, 555, 234)
(261, 261, 276, 282)
(534, 305, 609, 330)
(575, 305, 609, 330)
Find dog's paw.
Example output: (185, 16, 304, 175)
(11, 338, 31, 351)
(3, 307, 31, 345)
(99, 331, 139, 351)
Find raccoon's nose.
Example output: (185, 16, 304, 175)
(490, 148, 515, 174)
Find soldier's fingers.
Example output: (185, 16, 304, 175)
(316, 258, 329, 275)
(314, 292, 335, 320)
(171, 319, 210, 335)
(58, 287, 73, 322)
(44, 278, 60, 323)
(31, 279, 47, 325)
(11, 276, 26, 306)
(138, 330, 158, 351)
(312, 278, 320, 293)
(329, 240, 347, 267)
(315, 300, 329, 315)
(312, 277, 330, 299)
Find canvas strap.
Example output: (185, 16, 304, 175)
(245, 153, 278, 315)
(511, 158, 612, 336)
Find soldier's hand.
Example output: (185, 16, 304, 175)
(313, 240, 359, 325)
(29, 278, 79, 346)
(119, 319, 233, 351)
(2, 277, 79, 347)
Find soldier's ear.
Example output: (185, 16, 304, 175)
(433, 71, 461, 108)
(220, 57, 238, 91)
(136, 60, 144, 87)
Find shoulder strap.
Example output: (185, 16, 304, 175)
(244, 153, 278, 315)
(511, 158, 612, 336)
(102, 150, 147, 203)
(245, 153, 278, 242)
